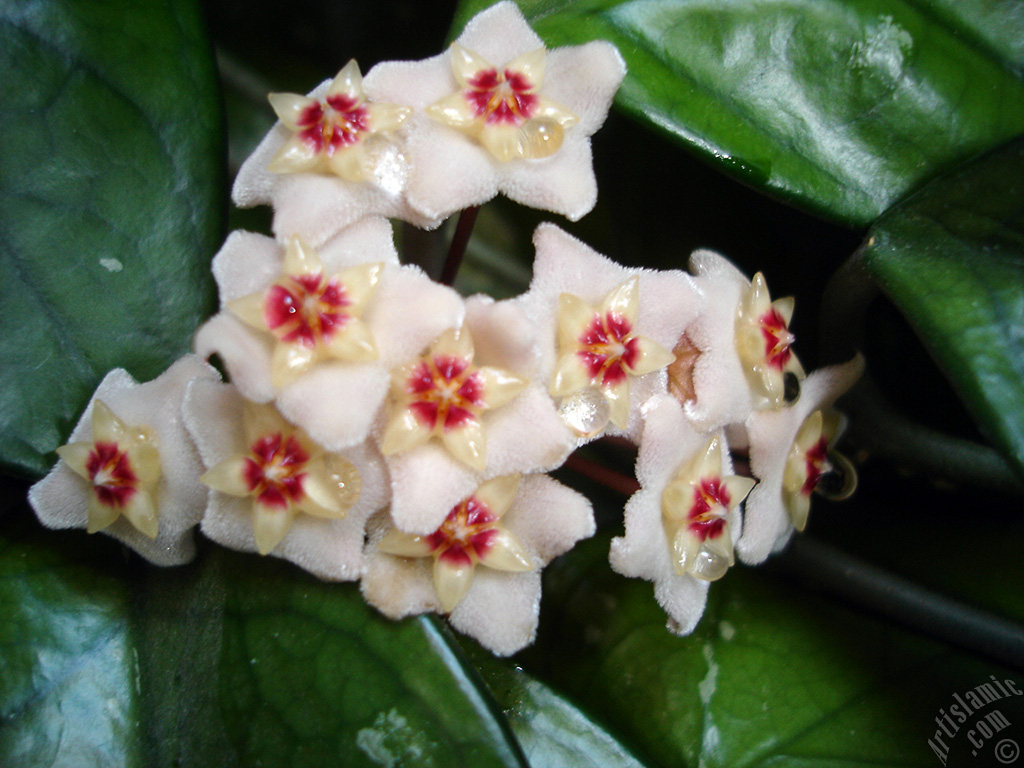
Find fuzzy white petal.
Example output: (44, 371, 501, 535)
(363, 2, 624, 222)
(276, 363, 391, 452)
(384, 298, 574, 534)
(449, 569, 541, 656)
(183, 379, 388, 580)
(518, 224, 702, 442)
(194, 313, 276, 404)
(682, 249, 755, 431)
(502, 474, 595, 564)
(739, 357, 864, 565)
(610, 395, 740, 634)
(362, 473, 593, 654)
(233, 82, 440, 244)
(29, 355, 218, 565)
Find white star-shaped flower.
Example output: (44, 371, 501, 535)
(28, 355, 218, 565)
(183, 379, 388, 580)
(194, 217, 464, 451)
(380, 295, 576, 535)
(265, 60, 411, 180)
(675, 249, 807, 432)
(516, 223, 703, 442)
(610, 395, 751, 635)
(233, 63, 439, 247)
(363, 1, 625, 222)
(362, 473, 594, 656)
(738, 356, 863, 565)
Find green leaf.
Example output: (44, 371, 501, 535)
(205, 552, 527, 768)
(0, 514, 529, 768)
(0, 0, 224, 478)
(465, 643, 649, 768)
(0, 521, 141, 768)
(861, 136, 1024, 479)
(905, 0, 1024, 73)
(523, 536, 1024, 768)
(452, 0, 1024, 226)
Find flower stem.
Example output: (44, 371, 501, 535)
(818, 242, 876, 363)
(563, 444, 1024, 666)
(563, 452, 639, 497)
(772, 536, 1024, 670)
(439, 206, 479, 286)
(847, 378, 1024, 495)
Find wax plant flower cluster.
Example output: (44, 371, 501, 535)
(28, 1, 862, 655)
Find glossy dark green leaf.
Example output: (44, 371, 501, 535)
(524, 535, 1024, 768)
(0, 0, 224, 478)
(0, 514, 530, 768)
(862, 136, 1024, 479)
(0, 520, 141, 768)
(453, 0, 1024, 226)
(465, 644, 649, 768)
(910, 0, 1024, 72)
(207, 552, 527, 768)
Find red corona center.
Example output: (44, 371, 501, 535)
(263, 273, 351, 348)
(243, 433, 310, 509)
(802, 437, 830, 495)
(688, 478, 731, 541)
(406, 355, 485, 432)
(760, 308, 793, 370)
(426, 497, 499, 567)
(577, 312, 641, 387)
(297, 95, 370, 155)
(465, 68, 538, 125)
(86, 441, 137, 509)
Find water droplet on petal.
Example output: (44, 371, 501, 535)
(558, 388, 610, 437)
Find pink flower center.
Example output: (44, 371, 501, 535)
(297, 95, 370, 155)
(802, 437, 831, 496)
(263, 273, 352, 348)
(243, 433, 310, 510)
(760, 308, 794, 370)
(405, 355, 485, 432)
(465, 68, 538, 125)
(426, 497, 499, 567)
(86, 441, 137, 509)
(577, 312, 641, 387)
(688, 478, 731, 542)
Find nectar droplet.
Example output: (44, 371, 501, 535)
(689, 546, 731, 582)
(558, 388, 610, 437)
(519, 118, 564, 159)
(816, 450, 858, 501)
(325, 454, 362, 508)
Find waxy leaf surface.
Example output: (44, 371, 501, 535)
(0, 521, 141, 768)
(467, 644, 649, 768)
(0, 514, 530, 768)
(523, 535, 1024, 767)
(0, 0, 224, 477)
(453, 0, 1024, 226)
(862, 136, 1024, 479)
